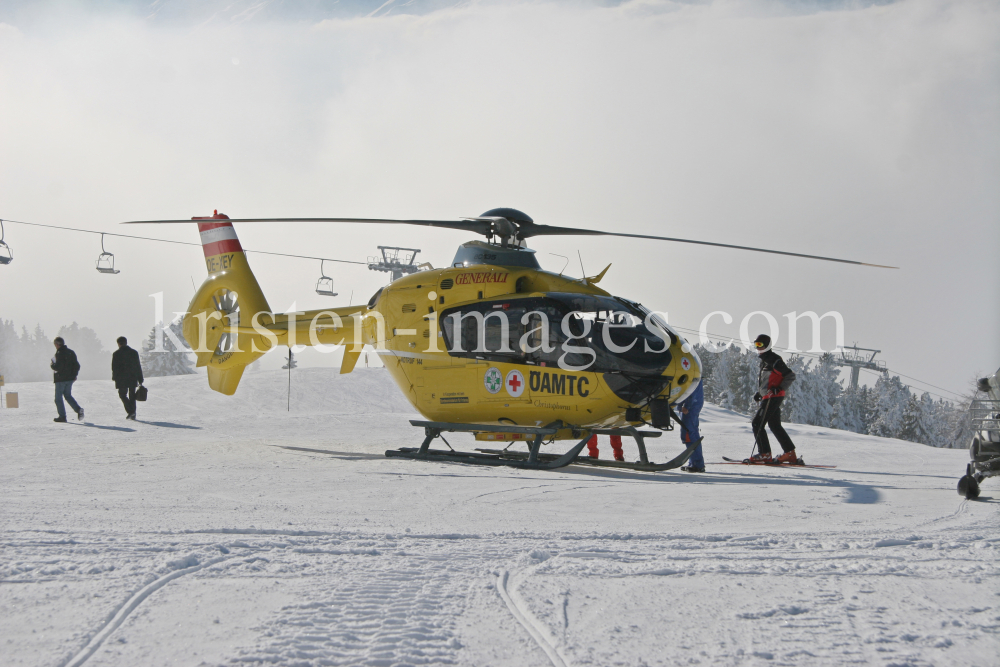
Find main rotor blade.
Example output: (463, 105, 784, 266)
(123, 217, 492, 235)
(519, 224, 897, 268)
(123, 216, 896, 268)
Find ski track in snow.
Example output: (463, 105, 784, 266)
(1, 369, 999, 666)
(4, 527, 997, 666)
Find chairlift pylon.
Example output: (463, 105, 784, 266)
(315, 259, 338, 296)
(96, 233, 120, 274)
(0, 220, 12, 265)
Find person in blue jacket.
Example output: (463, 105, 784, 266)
(678, 380, 705, 473)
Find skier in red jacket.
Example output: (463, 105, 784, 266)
(748, 334, 798, 464)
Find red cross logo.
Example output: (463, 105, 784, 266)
(505, 370, 525, 397)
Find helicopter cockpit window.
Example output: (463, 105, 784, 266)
(543, 293, 673, 375)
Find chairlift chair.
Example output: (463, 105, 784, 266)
(95, 234, 120, 274)
(0, 220, 12, 265)
(315, 259, 338, 296)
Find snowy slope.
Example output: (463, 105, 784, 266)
(0, 368, 997, 667)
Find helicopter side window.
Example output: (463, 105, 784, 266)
(442, 302, 527, 361)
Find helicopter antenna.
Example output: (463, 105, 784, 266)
(549, 253, 569, 276)
(577, 250, 586, 278)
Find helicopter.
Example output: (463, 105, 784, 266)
(127, 208, 893, 472)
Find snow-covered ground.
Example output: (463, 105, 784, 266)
(1, 368, 997, 667)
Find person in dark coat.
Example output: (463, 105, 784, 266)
(112, 336, 144, 420)
(51, 337, 83, 422)
(749, 334, 798, 463)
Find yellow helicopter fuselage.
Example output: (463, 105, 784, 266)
(181, 222, 702, 438)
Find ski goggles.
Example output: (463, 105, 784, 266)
(754, 340, 767, 349)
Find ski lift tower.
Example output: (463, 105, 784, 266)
(835, 345, 887, 390)
(368, 246, 422, 282)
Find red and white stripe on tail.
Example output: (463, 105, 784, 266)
(192, 210, 243, 258)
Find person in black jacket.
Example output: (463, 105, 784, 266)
(112, 336, 144, 420)
(749, 334, 798, 464)
(51, 337, 83, 423)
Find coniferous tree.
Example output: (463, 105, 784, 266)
(869, 374, 910, 439)
(900, 394, 929, 444)
(19, 324, 52, 382)
(713, 346, 733, 410)
(832, 385, 867, 433)
(0, 319, 22, 382)
(782, 354, 809, 424)
(695, 343, 719, 403)
(730, 347, 759, 415)
(944, 386, 976, 449)
(140, 320, 196, 377)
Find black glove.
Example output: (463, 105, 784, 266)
(753, 392, 762, 402)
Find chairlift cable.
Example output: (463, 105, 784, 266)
(1, 218, 365, 265)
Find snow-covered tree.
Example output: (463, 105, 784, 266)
(695, 342, 770, 416)
(785, 353, 842, 428)
(282, 349, 297, 370)
(900, 393, 935, 445)
(141, 320, 196, 377)
(868, 374, 910, 439)
(728, 348, 759, 415)
(833, 386, 868, 433)
(696, 343, 719, 402)
(943, 387, 976, 449)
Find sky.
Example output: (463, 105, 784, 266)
(0, 0, 997, 398)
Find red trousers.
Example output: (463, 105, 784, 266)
(587, 435, 624, 461)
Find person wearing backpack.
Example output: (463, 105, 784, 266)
(748, 334, 798, 463)
(51, 336, 83, 423)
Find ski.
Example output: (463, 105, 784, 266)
(720, 456, 836, 469)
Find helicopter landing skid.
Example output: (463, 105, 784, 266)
(386, 421, 588, 470)
(385, 421, 698, 472)
(475, 439, 701, 473)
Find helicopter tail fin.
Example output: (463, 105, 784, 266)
(182, 211, 274, 395)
